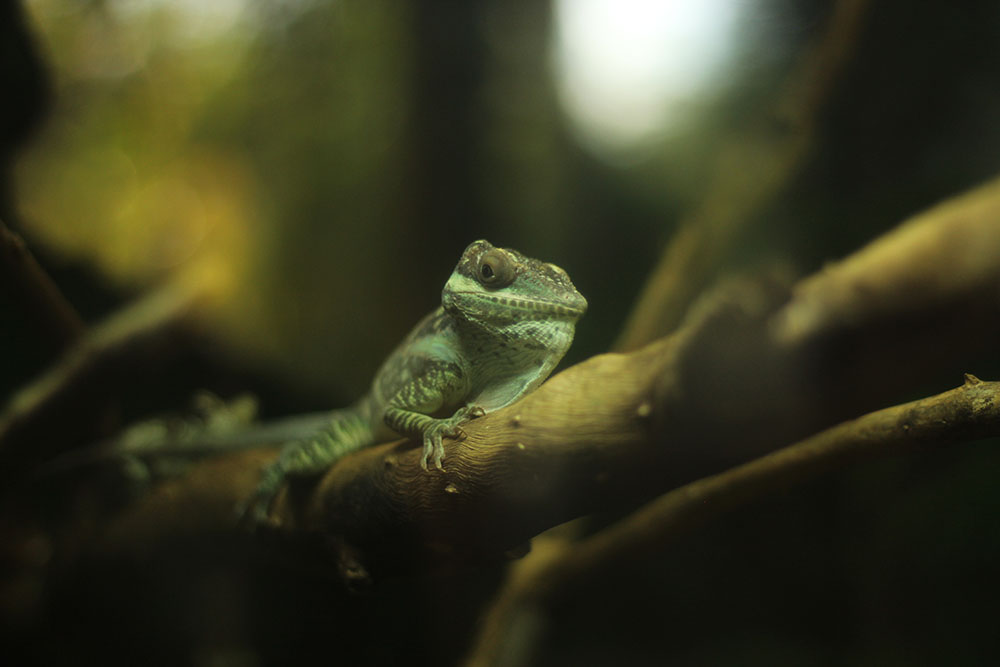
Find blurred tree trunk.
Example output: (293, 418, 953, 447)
(0, 0, 49, 226)
(404, 0, 489, 265)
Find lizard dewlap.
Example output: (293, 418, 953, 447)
(242, 240, 586, 522)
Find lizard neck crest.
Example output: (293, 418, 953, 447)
(441, 240, 588, 329)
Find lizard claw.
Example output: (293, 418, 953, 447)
(420, 427, 438, 471)
(420, 430, 447, 471)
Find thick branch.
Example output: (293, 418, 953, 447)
(772, 174, 1000, 344)
(91, 336, 675, 571)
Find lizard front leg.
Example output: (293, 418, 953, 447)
(382, 363, 481, 470)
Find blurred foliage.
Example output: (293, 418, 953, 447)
(15, 0, 611, 399)
(14, 0, 1000, 403)
(12, 0, 813, 400)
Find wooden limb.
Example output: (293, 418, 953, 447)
(463, 375, 1000, 666)
(615, 0, 873, 351)
(0, 218, 84, 352)
(772, 174, 1000, 344)
(91, 335, 676, 571)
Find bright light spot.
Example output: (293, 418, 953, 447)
(553, 0, 743, 156)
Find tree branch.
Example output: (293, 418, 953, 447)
(772, 174, 1000, 344)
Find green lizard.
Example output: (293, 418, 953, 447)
(242, 239, 587, 522)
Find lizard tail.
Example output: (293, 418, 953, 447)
(239, 401, 376, 525)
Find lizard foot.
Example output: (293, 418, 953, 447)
(418, 405, 486, 471)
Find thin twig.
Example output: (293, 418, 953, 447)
(0, 218, 84, 352)
(0, 283, 211, 488)
(464, 375, 1000, 666)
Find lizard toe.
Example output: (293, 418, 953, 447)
(432, 438, 446, 470)
(420, 436, 434, 471)
(417, 429, 445, 471)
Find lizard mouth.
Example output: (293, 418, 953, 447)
(451, 291, 587, 318)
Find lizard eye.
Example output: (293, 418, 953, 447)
(478, 250, 515, 288)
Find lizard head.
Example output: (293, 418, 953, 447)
(441, 240, 588, 325)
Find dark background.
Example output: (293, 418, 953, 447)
(2, 0, 1000, 664)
